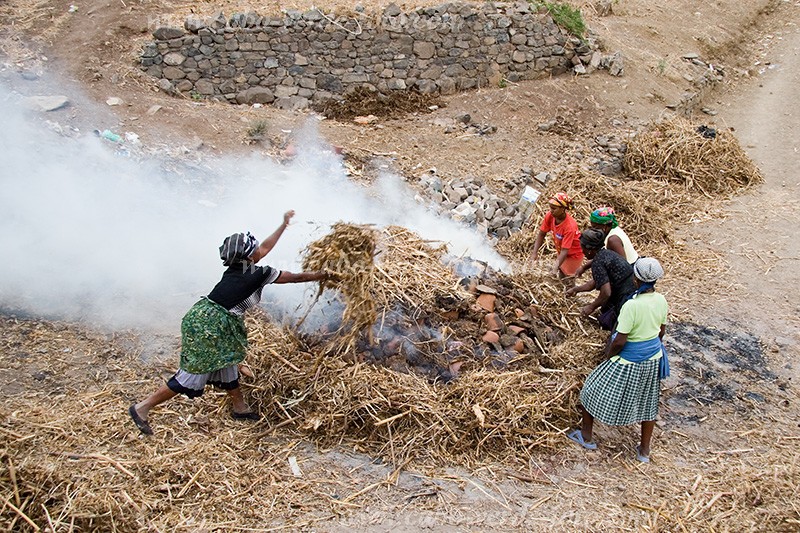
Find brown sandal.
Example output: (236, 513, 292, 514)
(129, 405, 153, 435)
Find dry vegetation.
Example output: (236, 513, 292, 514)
(1, 0, 798, 528)
(2, 115, 792, 531)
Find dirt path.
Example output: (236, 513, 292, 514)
(690, 7, 800, 380)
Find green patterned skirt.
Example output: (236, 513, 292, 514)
(579, 358, 660, 426)
(179, 298, 248, 374)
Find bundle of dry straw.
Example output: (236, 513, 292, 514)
(302, 223, 461, 353)
(624, 117, 763, 195)
(498, 166, 696, 264)
(301, 222, 377, 352)
(245, 312, 597, 466)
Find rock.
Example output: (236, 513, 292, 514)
(146, 104, 162, 116)
(184, 17, 206, 33)
(508, 325, 525, 335)
(24, 95, 69, 112)
(415, 79, 438, 94)
(152, 26, 185, 40)
(608, 52, 624, 76)
(157, 79, 175, 94)
(499, 334, 518, 348)
(273, 96, 309, 111)
(574, 64, 586, 75)
(210, 12, 227, 30)
(682, 52, 700, 60)
(475, 284, 497, 295)
(598, 159, 623, 175)
(105, 97, 124, 106)
(194, 79, 215, 95)
(534, 172, 550, 185)
(413, 41, 436, 59)
(163, 52, 186, 66)
(384, 3, 402, 17)
(455, 113, 471, 124)
(235, 87, 275, 105)
(19, 70, 39, 81)
(316, 73, 343, 93)
(595, 0, 613, 16)
(538, 120, 555, 131)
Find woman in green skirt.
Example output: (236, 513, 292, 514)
(129, 210, 329, 435)
(567, 257, 669, 463)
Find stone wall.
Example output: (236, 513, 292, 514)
(140, 2, 594, 110)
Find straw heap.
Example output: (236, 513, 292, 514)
(301, 223, 463, 354)
(624, 117, 763, 195)
(301, 222, 378, 352)
(244, 307, 600, 466)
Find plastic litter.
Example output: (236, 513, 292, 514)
(94, 129, 123, 143)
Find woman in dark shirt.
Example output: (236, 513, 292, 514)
(566, 227, 635, 330)
(129, 210, 329, 435)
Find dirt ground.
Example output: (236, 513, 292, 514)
(1, 0, 799, 531)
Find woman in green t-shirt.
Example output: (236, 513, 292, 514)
(567, 257, 669, 463)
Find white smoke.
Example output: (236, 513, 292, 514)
(0, 85, 508, 333)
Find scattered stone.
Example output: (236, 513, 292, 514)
(608, 52, 624, 76)
(106, 97, 124, 106)
(24, 95, 69, 112)
(682, 52, 700, 60)
(354, 115, 379, 124)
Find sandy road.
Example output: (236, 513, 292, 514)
(691, 7, 800, 380)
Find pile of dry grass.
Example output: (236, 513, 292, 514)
(302, 224, 463, 353)
(494, 166, 726, 319)
(497, 166, 698, 265)
(312, 86, 444, 121)
(301, 223, 378, 352)
(624, 117, 763, 195)
(245, 309, 599, 466)
(2, 315, 797, 532)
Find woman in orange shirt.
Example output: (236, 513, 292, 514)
(528, 192, 584, 280)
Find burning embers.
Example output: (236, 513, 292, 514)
(300, 223, 564, 381)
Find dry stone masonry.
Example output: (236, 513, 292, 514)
(140, 2, 597, 109)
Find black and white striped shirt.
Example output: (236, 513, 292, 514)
(207, 263, 281, 316)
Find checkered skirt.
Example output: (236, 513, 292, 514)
(580, 357, 660, 426)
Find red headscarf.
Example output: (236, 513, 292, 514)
(548, 192, 573, 209)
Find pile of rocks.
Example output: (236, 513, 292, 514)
(419, 167, 550, 239)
